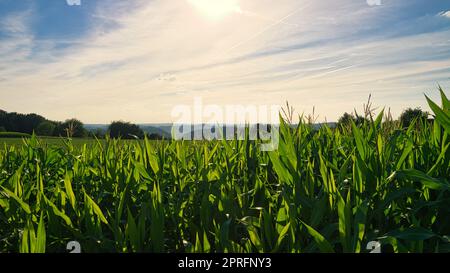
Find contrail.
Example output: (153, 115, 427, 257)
(219, 4, 312, 58)
(283, 56, 375, 85)
(238, 10, 300, 28)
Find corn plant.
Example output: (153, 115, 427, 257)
(0, 89, 449, 253)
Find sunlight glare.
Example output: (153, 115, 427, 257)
(188, 0, 241, 20)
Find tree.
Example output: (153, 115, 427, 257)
(35, 121, 56, 136)
(337, 112, 355, 127)
(23, 114, 46, 134)
(0, 110, 89, 137)
(0, 110, 46, 133)
(355, 115, 368, 126)
(0, 110, 7, 131)
(89, 128, 106, 139)
(338, 112, 369, 130)
(399, 107, 429, 128)
(108, 121, 144, 139)
(147, 133, 164, 140)
(55, 119, 87, 137)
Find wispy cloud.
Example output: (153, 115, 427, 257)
(0, 9, 35, 77)
(0, 10, 30, 34)
(440, 10, 450, 19)
(0, 0, 450, 123)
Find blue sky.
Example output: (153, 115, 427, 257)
(0, 0, 450, 123)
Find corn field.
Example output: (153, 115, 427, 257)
(1, 90, 450, 253)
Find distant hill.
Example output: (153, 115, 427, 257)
(2, 108, 337, 140)
(86, 122, 338, 140)
(85, 123, 173, 139)
(139, 124, 173, 138)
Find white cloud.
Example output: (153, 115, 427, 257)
(0, 10, 31, 34)
(0, 10, 35, 78)
(439, 11, 450, 19)
(0, 1, 449, 123)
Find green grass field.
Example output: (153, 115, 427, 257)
(0, 137, 96, 149)
(0, 90, 449, 253)
(0, 137, 150, 150)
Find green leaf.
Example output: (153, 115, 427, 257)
(353, 201, 368, 253)
(337, 193, 352, 252)
(394, 169, 450, 191)
(145, 138, 160, 174)
(35, 213, 46, 253)
(0, 186, 31, 214)
(126, 208, 140, 252)
(385, 227, 436, 241)
(396, 141, 413, 169)
(43, 195, 73, 227)
(275, 222, 290, 251)
(150, 183, 165, 252)
(268, 152, 293, 184)
(84, 192, 108, 224)
(20, 226, 29, 253)
(426, 95, 450, 133)
(64, 173, 76, 211)
(351, 120, 366, 159)
(438, 86, 450, 112)
(301, 220, 335, 253)
(203, 231, 211, 253)
(309, 196, 327, 227)
(379, 187, 417, 209)
(247, 226, 263, 252)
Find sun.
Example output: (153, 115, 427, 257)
(188, 0, 241, 20)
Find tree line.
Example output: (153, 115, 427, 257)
(337, 107, 431, 129)
(1, 107, 430, 139)
(0, 110, 87, 137)
(0, 110, 164, 139)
